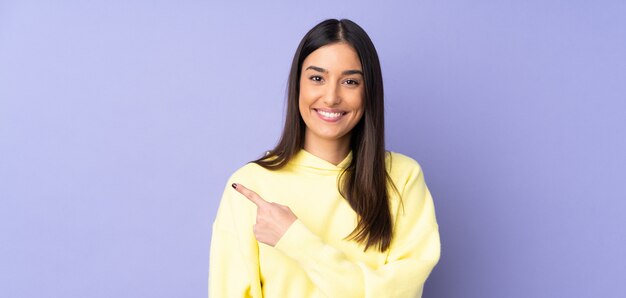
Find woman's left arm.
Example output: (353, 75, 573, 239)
(234, 166, 440, 298)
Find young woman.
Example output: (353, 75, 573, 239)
(209, 19, 440, 297)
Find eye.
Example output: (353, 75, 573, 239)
(344, 79, 360, 86)
(309, 75, 323, 82)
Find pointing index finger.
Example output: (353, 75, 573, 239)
(232, 183, 268, 207)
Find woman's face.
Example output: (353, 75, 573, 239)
(299, 42, 365, 147)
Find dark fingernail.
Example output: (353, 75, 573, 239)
(232, 183, 237, 189)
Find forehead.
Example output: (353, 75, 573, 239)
(302, 42, 362, 71)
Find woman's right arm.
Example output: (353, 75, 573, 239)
(209, 178, 262, 298)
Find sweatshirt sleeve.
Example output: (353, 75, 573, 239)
(209, 179, 263, 298)
(274, 164, 440, 298)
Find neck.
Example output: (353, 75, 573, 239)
(303, 133, 351, 166)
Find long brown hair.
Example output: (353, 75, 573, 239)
(253, 19, 396, 252)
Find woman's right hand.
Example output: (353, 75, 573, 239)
(232, 183, 298, 247)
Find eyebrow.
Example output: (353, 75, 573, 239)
(305, 65, 363, 76)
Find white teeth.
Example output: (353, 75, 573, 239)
(317, 110, 343, 118)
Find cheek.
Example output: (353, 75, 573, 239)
(351, 93, 365, 115)
(299, 82, 315, 101)
(298, 90, 307, 110)
(298, 99, 306, 118)
(298, 89, 310, 118)
(352, 97, 365, 123)
(298, 78, 309, 103)
(354, 108, 365, 124)
(298, 84, 321, 114)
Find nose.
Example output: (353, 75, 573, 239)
(322, 81, 341, 106)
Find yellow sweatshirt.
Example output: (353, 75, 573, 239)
(209, 149, 440, 298)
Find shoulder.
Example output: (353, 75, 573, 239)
(384, 152, 435, 222)
(385, 151, 423, 181)
(217, 162, 273, 212)
(226, 161, 273, 185)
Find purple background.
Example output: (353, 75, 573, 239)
(1, 1, 625, 297)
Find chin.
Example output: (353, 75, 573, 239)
(315, 131, 351, 142)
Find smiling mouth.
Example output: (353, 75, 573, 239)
(314, 109, 348, 121)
